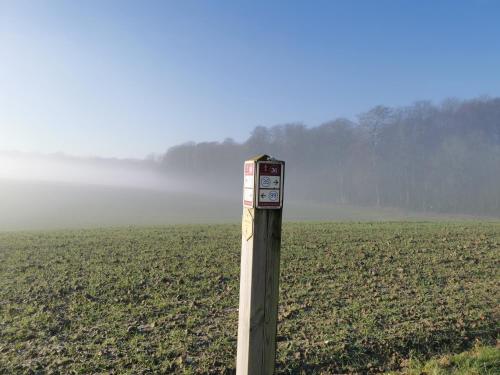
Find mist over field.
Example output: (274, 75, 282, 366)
(0, 151, 171, 191)
(1, 97, 499, 231)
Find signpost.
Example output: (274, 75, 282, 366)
(237, 155, 285, 375)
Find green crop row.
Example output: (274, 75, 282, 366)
(0, 222, 498, 373)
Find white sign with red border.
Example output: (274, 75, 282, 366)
(243, 161, 255, 208)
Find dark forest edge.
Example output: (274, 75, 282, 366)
(157, 97, 500, 216)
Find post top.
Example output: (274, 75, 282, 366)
(246, 154, 283, 162)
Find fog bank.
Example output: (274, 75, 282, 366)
(0, 151, 179, 192)
(2, 97, 500, 230)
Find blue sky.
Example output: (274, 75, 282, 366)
(1, 0, 499, 158)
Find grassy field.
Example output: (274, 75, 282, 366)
(0, 222, 498, 373)
(393, 343, 500, 374)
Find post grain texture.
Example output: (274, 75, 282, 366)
(237, 207, 282, 375)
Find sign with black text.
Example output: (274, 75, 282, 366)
(242, 157, 284, 209)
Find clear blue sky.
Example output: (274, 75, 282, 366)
(1, 0, 499, 158)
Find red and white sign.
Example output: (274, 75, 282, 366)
(243, 159, 284, 209)
(243, 161, 255, 208)
(256, 162, 283, 208)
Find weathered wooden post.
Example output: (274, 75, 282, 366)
(237, 154, 284, 375)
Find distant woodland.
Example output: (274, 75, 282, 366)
(158, 97, 500, 216)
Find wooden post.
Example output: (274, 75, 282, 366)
(237, 155, 284, 375)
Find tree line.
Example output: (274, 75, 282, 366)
(157, 97, 500, 216)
